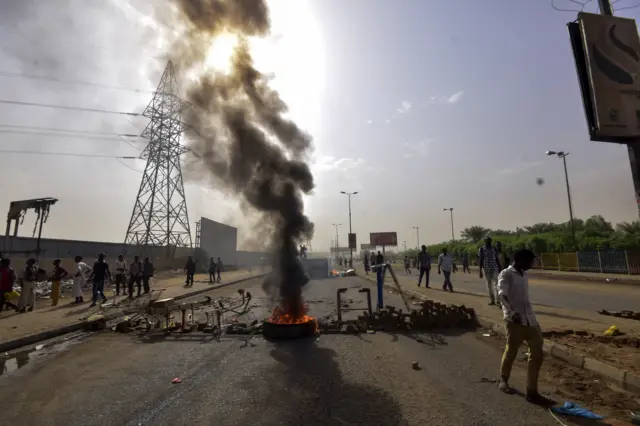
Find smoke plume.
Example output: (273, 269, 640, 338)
(168, 0, 314, 317)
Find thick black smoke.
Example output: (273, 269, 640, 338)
(168, 0, 314, 318)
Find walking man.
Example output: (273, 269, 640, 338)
(416, 245, 431, 288)
(184, 256, 196, 287)
(115, 255, 128, 296)
(208, 257, 217, 283)
(73, 256, 91, 304)
(128, 256, 142, 298)
(50, 259, 69, 306)
(18, 258, 38, 312)
(142, 257, 154, 294)
(496, 242, 510, 272)
(461, 251, 470, 273)
(403, 256, 412, 275)
(497, 249, 550, 405)
(0, 258, 18, 312)
(216, 257, 223, 283)
(88, 253, 110, 307)
(363, 253, 370, 275)
(478, 235, 501, 305)
(437, 247, 455, 292)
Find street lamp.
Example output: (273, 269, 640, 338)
(546, 150, 577, 250)
(443, 208, 455, 243)
(340, 191, 358, 267)
(332, 223, 342, 263)
(412, 226, 420, 249)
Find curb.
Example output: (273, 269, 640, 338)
(0, 273, 266, 354)
(527, 271, 640, 287)
(359, 273, 640, 395)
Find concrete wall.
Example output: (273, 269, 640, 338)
(199, 217, 238, 266)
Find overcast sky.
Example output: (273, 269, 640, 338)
(1, 0, 639, 252)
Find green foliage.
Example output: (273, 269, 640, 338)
(400, 216, 640, 258)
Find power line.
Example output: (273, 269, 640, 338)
(0, 70, 155, 94)
(0, 148, 138, 159)
(0, 123, 139, 138)
(0, 99, 140, 116)
(0, 129, 142, 143)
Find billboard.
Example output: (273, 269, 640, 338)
(348, 233, 357, 249)
(570, 12, 640, 142)
(369, 232, 398, 247)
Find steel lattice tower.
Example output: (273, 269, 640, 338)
(124, 61, 192, 256)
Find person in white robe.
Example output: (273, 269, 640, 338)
(73, 255, 92, 304)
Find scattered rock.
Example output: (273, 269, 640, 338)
(412, 361, 421, 370)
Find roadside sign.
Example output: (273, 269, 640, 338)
(348, 233, 357, 249)
(370, 232, 398, 247)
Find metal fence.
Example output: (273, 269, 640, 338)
(533, 250, 640, 275)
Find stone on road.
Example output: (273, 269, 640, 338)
(0, 276, 563, 425)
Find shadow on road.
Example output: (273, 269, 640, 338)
(266, 338, 409, 425)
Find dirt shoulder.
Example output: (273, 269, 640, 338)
(357, 266, 640, 374)
(0, 270, 261, 346)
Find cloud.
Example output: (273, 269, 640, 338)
(402, 140, 434, 158)
(313, 156, 365, 172)
(397, 100, 412, 114)
(447, 91, 465, 104)
(366, 119, 372, 124)
(496, 161, 543, 176)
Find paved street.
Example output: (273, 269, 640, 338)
(0, 275, 571, 426)
(383, 265, 639, 312)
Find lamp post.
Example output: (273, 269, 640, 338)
(546, 150, 577, 251)
(332, 223, 342, 263)
(340, 191, 358, 267)
(413, 226, 420, 249)
(443, 208, 455, 243)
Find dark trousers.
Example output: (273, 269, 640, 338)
(442, 271, 453, 291)
(92, 279, 106, 303)
(209, 271, 216, 282)
(115, 274, 126, 295)
(217, 271, 221, 282)
(463, 263, 470, 273)
(142, 276, 151, 293)
(418, 268, 430, 287)
(128, 276, 142, 296)
(185, 272, 194, 286)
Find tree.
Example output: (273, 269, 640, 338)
(523, 223, 558, 234)
(460, 226, 490, 243)
(616, 221, 640, 234)
(583, 215, 614, 237)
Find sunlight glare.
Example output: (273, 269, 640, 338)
(204, 32, 240, 74)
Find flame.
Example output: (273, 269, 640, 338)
(267, 305, 317, 329)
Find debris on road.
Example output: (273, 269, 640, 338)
(171, 378, 182, 384)
(411, 361, 421, 370)
(599, 309, 640, 321)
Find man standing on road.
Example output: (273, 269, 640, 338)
(461, 251, 470, 273)
(128, 256, 142, 298)
(496, 242, 509, 272)
(184, 256, 196, 287)
(497, 249, 550, 405)
(18, 258, 39, 313)
(478, 236, 501, 305)
(50, 259, 69, 306)
(88, 253, 110, 307)
(208, 257, 217, 283)
(0, 258, 18, 312)
(437, 248, 455, 292)
(115, 255, 128, 297)
(73, 255, 91, 304)
(216, 257, 223, 283)
(416, 245, 431, 288)
(142, 257, 154, 294)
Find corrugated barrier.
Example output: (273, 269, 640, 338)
(535, 250, 636, 274)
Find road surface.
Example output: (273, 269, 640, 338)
(0, 276, 568, 425)
(394, 266, 639, 312)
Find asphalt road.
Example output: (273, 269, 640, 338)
(0, 276, 564, 425)
(394, 267, 639, 312)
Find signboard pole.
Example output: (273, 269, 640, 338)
(597, 0, 640, 217)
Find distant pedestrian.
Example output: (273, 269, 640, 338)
(50, 259, 69, 306)
(128, 256, 143, 298)
(216, 257, 223, 283)
(142, 257, 154, 294)
(437, 248, 455, 292)
(478, 235, 501, 305)
(88, 253, 110, 307)
(416, 245, 431, 288)
(184, 256, 196, 287)
(375, 251, 384, 266)
(115, 255, 128, 296)
(73, 256, 91, 304)
(496, 242, 510, 272)
(208, 257, 217, 283)
(363, 254, 371, 275)
(0, 258, 18, 312)
(461, 251, 470, 273)
(403, 256, 411, 275)
(497, 249, 551, 405)
(18, 258, 39, 312)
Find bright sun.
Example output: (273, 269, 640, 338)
(204, 31, 241, 75)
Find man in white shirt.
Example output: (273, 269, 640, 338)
(496, 249, 550, 405)
(115, 255, 128, 296)
(437, 248, 455, 292)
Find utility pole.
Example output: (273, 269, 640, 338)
(443, 208, 455, 243)
(597, 0, 640, 217)
(340, 191, 358, 267)
(547, 151, 578, 250)
(412, 226, 420, 249)
(332, 223, 342, 263)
